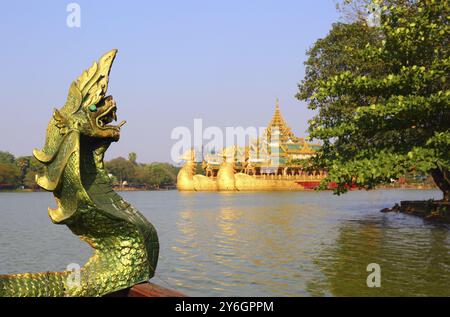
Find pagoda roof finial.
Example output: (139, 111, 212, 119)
(264, 98, 297, 142)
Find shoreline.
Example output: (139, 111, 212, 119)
(0, 185, 438, 193)
(0, 187, 178, 193)
(382, 200, 450, 224)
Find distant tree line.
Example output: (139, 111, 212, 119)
(0, 151, 44, 189)
(105, 152, 180, 189)
(0, 151, 179, 190)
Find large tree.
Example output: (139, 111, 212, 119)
(297, 0, 449, 200)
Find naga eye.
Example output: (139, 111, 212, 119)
(88, 104, 97, 112)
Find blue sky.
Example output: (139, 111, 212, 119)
(0, 1, 340, 163)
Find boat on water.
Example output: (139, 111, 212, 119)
(177, 101, 328, 192)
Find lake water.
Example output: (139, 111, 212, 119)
(0, 189, 449, 296)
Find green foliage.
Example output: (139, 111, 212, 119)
(0, 151, 15, 164)
(105, 156, 179, 189)
(149, 163, 179, 186)
(336, 0, 376, 23)
(0, 151, 20, 187)
(135, 163, 178, 188)
(0, 149, 179, 190)
(105, 157, 136, 184)
(22, 156, 44, 188)
(297, 0, 450, 196)
(0, 153, 44, 188)
(0, 163, 20, 185)
(128, 152, 137, 165)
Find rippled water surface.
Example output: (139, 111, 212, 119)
(0, 189, 449, 296)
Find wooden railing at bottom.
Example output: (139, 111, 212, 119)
(104, 282, 186, 297)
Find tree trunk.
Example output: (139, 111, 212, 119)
(430, 168, 450, 202)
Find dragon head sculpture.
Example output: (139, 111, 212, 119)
(33, 49, 124, 191)
(0, 50, 159, 297)
(31, 49, 133, 224)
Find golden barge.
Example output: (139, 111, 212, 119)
(177, 101, 326, 191)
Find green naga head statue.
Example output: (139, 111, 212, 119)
(34, 49, 123, 192)
(0, 49, 159, 297)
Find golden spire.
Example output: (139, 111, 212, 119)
(266, 99, 295, 142)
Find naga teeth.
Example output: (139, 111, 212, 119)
(96, 107, 122, 129)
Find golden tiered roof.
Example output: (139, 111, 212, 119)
(263, 98, 297, 144)
(256, 100, 322, 163)
(199, 100, 321, 171)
